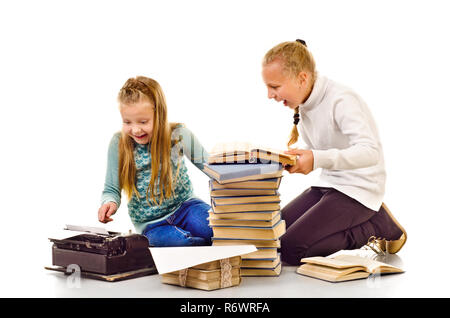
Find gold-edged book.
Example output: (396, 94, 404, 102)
(212, 239, 281, 248)
(242, 248, 278, 260)
(211, 220, 286, 240)
(296, 254, 404, 283)
(161, 272, 241, 291)
(241, 256, 282, 277)
(212, 193, 280, 205)
(164, 267, 241, 281)
(211, 178, 282, 190)
(211, 200, 280, 213)
(241, 263, 282, 277)
(208, 210, 280, 221)
(209, 213, 281, 228)
(241, 256, 280, 269)
(204, 164, 283, 185)
(191, 256, 241, 270)
(161, 256, 242, 291)
(209, 142, 296, 166)
(210, 188, 278, 197)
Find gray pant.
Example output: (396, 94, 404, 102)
(280, 187, 403, 265)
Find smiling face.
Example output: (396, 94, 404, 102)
(120, 98, 155, 145)
(262, 58, 313, 110)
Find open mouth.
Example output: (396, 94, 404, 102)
(134, 134, 147, 139)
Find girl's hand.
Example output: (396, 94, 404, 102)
(98, 202, 117, 224)
(283, 148, 314, 175)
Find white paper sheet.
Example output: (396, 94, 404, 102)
(149, 245, 257, 274)
(65, 224, 110, 235)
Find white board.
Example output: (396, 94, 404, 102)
(149, 245, 257, 274)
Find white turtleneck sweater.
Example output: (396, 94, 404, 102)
(298, 75, 385, 212)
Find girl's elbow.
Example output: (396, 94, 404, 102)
(365, 145, 381, 167)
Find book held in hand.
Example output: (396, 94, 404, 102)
(209, 141, 296, 166)
(296, 254, 404, 283)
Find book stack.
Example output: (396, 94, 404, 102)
(161, 256, 242, 291)
(204, 144, 294, 277)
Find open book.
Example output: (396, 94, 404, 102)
(296, 254, 404, 282)
(209, 142, 296, 166)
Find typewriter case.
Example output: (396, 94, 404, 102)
(49, 232, 156, 275)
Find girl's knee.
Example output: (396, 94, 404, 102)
(280, 232, 309, 265)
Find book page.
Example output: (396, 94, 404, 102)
(210, 142, 252, 156)
(254, 146, 295, 159)
(300, 256, 361, 269)
(297, 264, 370, 282)
(333, 255, 403, 274)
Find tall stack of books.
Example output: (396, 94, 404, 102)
(203, 142, 296, 277)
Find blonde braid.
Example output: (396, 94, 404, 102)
(287, 106, 300, 148)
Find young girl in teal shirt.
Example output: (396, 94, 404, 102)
(98, 76, 213, 246)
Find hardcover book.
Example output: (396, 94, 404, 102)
(241, 263, 282, 277)
(210, 177, 282, 190)
(204, 163, 283, 184)
(210, 180, 279, 197)
(212, 193, 281, 205)
(208, 212, 281, 228)
(211, 219, 286, 240)
(211, 199, 281, 213)
(241, 255, 281, 268)
(241, 247, 278, 260)
(241, 256, 282, 277)
(208, 210, 281, 221)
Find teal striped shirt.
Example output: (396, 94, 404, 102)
(101, 124, 209, 233)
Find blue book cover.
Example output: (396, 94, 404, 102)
(204, 163, 282, 183)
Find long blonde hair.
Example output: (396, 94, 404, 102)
(117, 76, 180, 205)
(263, 40, 317, 147)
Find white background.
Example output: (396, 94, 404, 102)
(1, 0, 449, 296)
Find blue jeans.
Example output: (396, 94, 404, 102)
(142, 198, 213, 247)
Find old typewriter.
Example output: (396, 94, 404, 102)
(45, 225, 157, 282)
